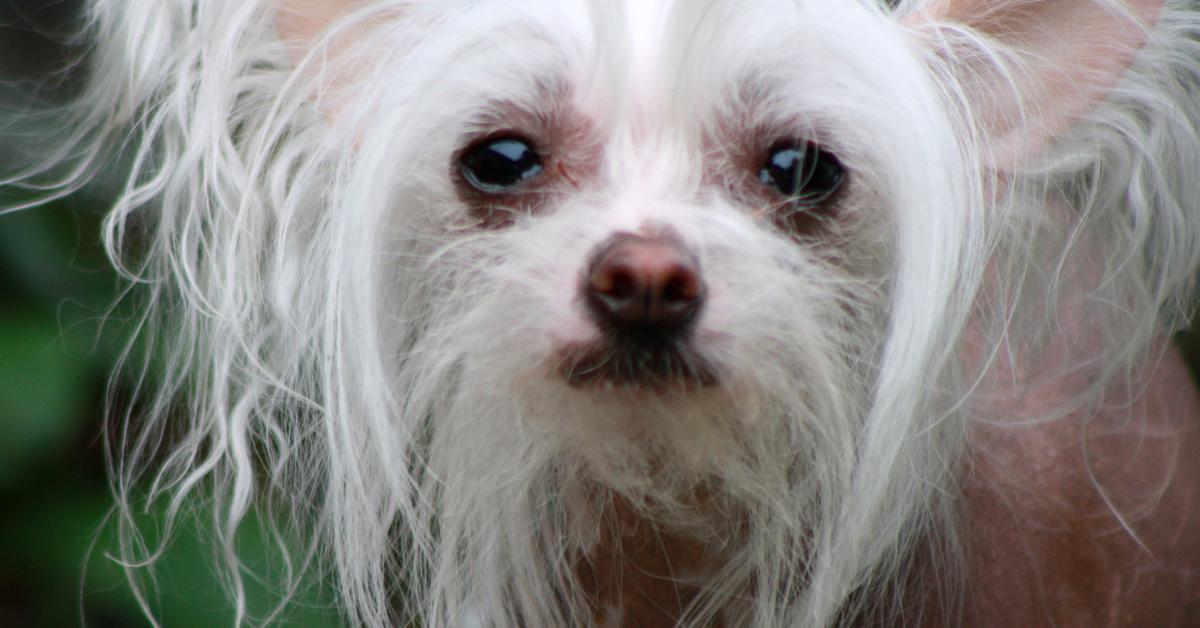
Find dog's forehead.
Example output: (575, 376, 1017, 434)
(524, 0, 894, 126)
(611, 0, 823, 87)
(370, 0, 917, 179)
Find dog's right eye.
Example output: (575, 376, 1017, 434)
(459, 136, 544, 194)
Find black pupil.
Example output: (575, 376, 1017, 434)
(759, 142, 844, 203)
(460, 137, 543, 193)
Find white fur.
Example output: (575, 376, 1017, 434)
(4, 0, 1199, 626)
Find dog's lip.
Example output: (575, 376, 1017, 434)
(555, 337, 720, 390)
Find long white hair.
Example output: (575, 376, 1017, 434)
(4, 0, 1199, 625)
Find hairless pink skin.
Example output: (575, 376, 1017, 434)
(959, 347, 1200, 626)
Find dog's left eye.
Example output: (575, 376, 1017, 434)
(459, 136, 544, 194)
(758, 141, 845, 205)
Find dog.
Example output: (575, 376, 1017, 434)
(7, 0, 1200, 625)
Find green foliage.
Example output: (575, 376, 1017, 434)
(0, 198, 339, 626)
(0, 312, 92, 489)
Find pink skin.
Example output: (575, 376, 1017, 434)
(962, 347, 1200, 626)
(944, 193, 1200, 624)
(913, 0, 1163, 169)
(911, 1, 1200, 618)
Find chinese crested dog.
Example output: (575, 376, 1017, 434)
(8, 0, 1200, 625)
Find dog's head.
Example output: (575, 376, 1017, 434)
(268, 0, 1132, 475)
(269, 9, 979, 618)
(40, 0, 1199, 625)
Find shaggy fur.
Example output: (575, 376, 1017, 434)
(4, 0, 1200, 625)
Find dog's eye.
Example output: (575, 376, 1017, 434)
(459, 136, 544, 193)
(758, 141, 845, 206)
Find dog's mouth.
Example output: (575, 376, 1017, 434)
(557, 337, 719, 390)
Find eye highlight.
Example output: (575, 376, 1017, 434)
(459, 135, 544, 194)
(758, 140, 845, 206)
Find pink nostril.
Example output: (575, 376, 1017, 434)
(585, 232, 705, 336)
(594, 264, 639, 300)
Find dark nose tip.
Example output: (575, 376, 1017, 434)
(584, 232, 705, 339)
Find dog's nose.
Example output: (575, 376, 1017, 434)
(584, 232, 705, 338)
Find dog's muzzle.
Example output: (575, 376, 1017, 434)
(559, 231, 716, 389)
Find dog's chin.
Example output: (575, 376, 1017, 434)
(555, 336, 720, 393)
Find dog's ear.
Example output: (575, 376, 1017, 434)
(277, 0, 357, 62)
(916, 0, 1161, 168)
(277, 0, 387, 118)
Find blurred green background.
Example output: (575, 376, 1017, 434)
(0, 3, 338, 626)
(0, 197, 338, 627)
(0, 2, 1197, 627)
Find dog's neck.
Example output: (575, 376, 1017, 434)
(571, 490, 744, 627)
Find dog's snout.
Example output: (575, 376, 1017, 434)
(584, 232, 705, 338)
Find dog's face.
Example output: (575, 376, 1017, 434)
(294, 1, 975, 488)
(265, 6, 989, 621)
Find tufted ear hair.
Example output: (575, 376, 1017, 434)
(913, 0, 1162, 169)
